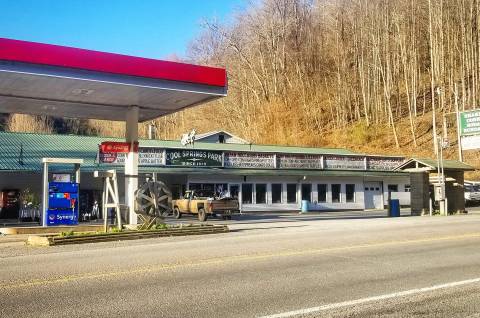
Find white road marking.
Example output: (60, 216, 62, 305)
(259, 277, 480, 318)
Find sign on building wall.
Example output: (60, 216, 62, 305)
(367, 157, 404, 171)
(99, 147, 164, 165)
(277, 154, 322, 169)
(98, 144, 403, 171)
(165, 149, 223, 167)
(100, 141, 139, 153)
(324, 155, 365, 170)
(460, 110, 480, 136)
(224, 152, 275, 168)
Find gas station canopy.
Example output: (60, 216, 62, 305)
(0, 38, 227, 122)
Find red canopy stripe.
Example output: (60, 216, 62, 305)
(0, 38, 226, 87)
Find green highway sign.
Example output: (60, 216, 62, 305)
(460, 109, 480, 136)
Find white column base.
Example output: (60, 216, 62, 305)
(125, 106, 139, 225)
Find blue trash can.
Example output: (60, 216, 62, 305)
(301, 200, 309, 213)
(389, 199, 400, 217)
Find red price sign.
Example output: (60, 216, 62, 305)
(100, 141, 139, 153)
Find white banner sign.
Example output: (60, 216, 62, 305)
(277, 154, 322, 169)
(100, 147, 165, 165)
(367, 157, 404, 171)
(461, 135, 480, 150)
(324, 155, 365, 170)
(224, 152, 275, 168)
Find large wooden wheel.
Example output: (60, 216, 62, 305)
(134, 180, 172, 218)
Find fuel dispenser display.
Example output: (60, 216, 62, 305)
(41, 158, 83, 227)
(46, 182, 79, 226)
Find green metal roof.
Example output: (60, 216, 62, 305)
(396, 158, 475, 171)
(0, 131, 356, 172)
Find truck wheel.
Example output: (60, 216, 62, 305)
(198, 208, 208, 222)
(173, 207, 182, 219)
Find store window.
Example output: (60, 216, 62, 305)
(189, 183, 202, 191)
(301, 184, 312, 201)
(387, 184, 398, 193)
(256, 184, 267, 204)
(272, 184, 282, 203)
(346, 184, 355, 202)
(317, 184, 327, 202)
(229, 184, 240, 199)
(214, 184, 228, 197)
(332, 184, 341, 203)
(242, 184, 253, 204)
(287, 184, 297, 203)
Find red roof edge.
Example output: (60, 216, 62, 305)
(0, 38, 227, 87)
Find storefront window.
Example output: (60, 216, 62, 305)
(272, 184, 282, 203)
(214, 184, 228, 197)
(189, 183, 202, 191)
(287, 184, 297, 203)
(332, 184, 341, 203)
(301, 184, 312, 201)
(388, 184, 398, 192)
(317, 184, 327, 202)
(346, 184, 355, 202)
(242, 184, 253, 204)
(229, 184, 240, 199)
(256, 184, 267, 204)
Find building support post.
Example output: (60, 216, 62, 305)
(74, 163, 81, 183)
(42, 162, 49, 227)
(125, 106, 139, 225)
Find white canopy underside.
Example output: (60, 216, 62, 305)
(0, 61, 226, 122)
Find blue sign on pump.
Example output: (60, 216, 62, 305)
(46, 182, 79, 226)
(47, 209, 78, 225)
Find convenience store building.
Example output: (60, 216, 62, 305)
(0, 131, 411, 219)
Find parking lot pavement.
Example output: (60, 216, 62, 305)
(164, 208, 410, 225)
(1, 210, 480, 317)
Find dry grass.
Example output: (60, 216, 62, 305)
(6, 114, 53, 134)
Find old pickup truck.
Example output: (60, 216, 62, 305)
(171, 190, 240, 221)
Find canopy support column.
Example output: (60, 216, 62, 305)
(125, 106, 139, 225)
(41, 161, 49, 227)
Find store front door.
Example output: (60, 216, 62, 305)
(364, 182, 383, 209)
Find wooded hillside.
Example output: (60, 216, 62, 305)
(3, 0, 480, 173)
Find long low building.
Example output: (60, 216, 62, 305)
(0, 130, 412, 220)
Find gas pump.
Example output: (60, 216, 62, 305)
(46, 182, 79, 225)
(41, 158, 83, 227)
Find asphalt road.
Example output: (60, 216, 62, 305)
(1, 210, 480, 317)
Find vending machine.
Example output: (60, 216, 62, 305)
(46, 182, 79, 226)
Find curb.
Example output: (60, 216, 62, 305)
(26, 224, 229, 246)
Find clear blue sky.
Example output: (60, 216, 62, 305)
(0, 0, 244, 59)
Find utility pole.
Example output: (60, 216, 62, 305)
(428, 0, 438, 156)
(454, 83, 463, 162)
